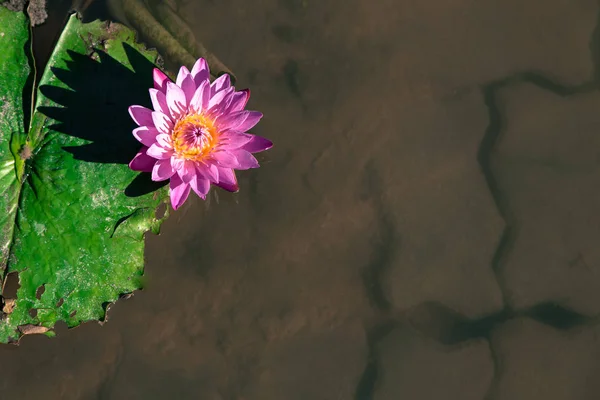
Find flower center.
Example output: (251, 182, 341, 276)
(172, 113, 218, 161)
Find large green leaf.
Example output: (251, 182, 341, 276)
(0, 6, 29, 275)
(0, 9, 168, 343)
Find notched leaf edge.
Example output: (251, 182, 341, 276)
(0, 14, 170, 345)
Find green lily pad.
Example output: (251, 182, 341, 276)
(0, 8, 168, 343)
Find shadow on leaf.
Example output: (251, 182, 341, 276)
(37, 43, 167, 197)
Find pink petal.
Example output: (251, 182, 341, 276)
(198, 163, 219, 183)
(129, 106, 154, 127)
(222, 92, 235, 112)
(191, 58, 210, 86)
(215, 110, 249, 131)
(218, 133, 253, 150)
(176, 160, 197, 184)
(152, 111, 174, 135)
(235, 111, 263, 132)
(129, 147, 155, 172)
(166, 82, 187, 119)
(169, 174, 191, 210)
(152, 158, 175, 181)
(171, 157, 184, 172)
(155, 133, 173, 149)
(232, 149, 259, 169)
(210, 74, 231, 96)
(189, 80, 209, 113)
(132, 126, 160, 147)
(147, 143, 173, 160)
(214, 167, 239, 192)
(149, 88, 170, 117)
(176, 66, 196, 105)
(181, 76, 196, 106)
(207, 87, 234, 113)
(153, 68, 170, 92)
(190, 174, 211, 199)
(212, 151, 239, 168)
(242, 135, 273, 153)
(175, 66, 191, 86)
(227, 89, 250, 113)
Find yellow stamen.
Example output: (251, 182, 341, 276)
(172, 113, 219, 161)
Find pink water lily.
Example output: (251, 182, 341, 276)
(128, 58, 272, 210)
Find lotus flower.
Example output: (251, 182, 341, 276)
(128, 58, 272, 209)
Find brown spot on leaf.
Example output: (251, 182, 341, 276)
(106, 21, 120, 37)
(19, 144, 32, 160)
(2, 299, 15, 314)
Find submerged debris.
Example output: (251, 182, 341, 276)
(27, 0, 47, 26)
(1, 0, 48, 26)
(1, 0, 26, 12)
(18, 324, 49, 335)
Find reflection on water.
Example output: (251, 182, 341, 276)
(3, 0, 600, 399)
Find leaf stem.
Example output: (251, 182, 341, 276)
(28, 22, 36, 132)
(109, 0, 235, 81)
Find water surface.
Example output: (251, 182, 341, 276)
(2, 1, 600, 399)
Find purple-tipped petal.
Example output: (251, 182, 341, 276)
(153, 68, 169, 92)
(149, 88, 170, 117)
(166, 82, 187, 119)
(147, 143, 173, 160)
(129, 106, 154, 127)
(132, 126, 160, 147)
(189, 80, 209, 113)
(235, 111, 263, 132)
(190, 174, 210, 198)
(169, 174, 191, 210)
(232, 149, 259, 169)
(242, 135, 273, 153)
(212, 151, 239, 168)
(152, 111, 174, 135)
(214, 167, 239, 192)
(129, 147, 155, 172)
(152, 158, 175, 181)
(218, 133, 253, 150)
(210, 74, 231, 95)
(227, 89, 250, 113)
(191, 58, 210, 86)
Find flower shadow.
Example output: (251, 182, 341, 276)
(37, 43, 167, 197)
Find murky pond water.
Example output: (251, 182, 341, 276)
(3, 0, 600, 399)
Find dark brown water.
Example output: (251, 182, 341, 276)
(4, 0, 600, 399)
